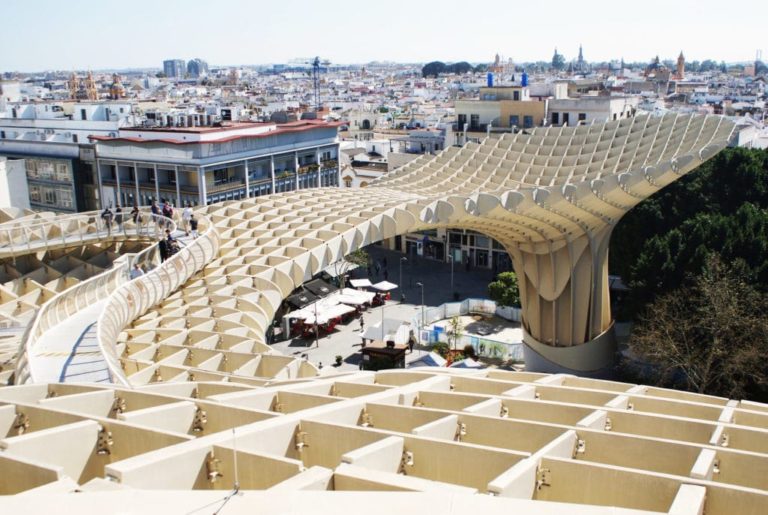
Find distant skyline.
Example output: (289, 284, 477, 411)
(2, 0, 766, 72)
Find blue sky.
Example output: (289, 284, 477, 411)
(2, 0, 765, 71)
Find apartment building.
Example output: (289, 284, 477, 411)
(91, 117, 341, 208)
(0, 102, 133, 212)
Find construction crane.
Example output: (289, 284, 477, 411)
(306, 56, 331, 112)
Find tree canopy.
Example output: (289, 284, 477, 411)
(551, 51, 565, 71)
(610, 147, 768, 318)
(421, 61, 474, 77)
(627, 255, 768, 400)
(488, 271, 520, 307)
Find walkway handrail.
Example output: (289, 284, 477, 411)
(12, 212, 176, 385)
(97, 215, 220, 386)
(0, 206, 173, 260)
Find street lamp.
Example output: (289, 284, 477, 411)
(399, 256, 407, 302)
(381, 293, 386, 343)
(313, 301, 319, 349)
(416, 281, 425, 342)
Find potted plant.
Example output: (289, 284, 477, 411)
(335, 355, 343, 367)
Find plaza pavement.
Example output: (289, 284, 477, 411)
(269, 245, 518, 373)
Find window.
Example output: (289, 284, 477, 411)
(513, 91, 520, 101)
(43, 187, 56, 205)
(343, 176, 352, 188)
(57, 189, 73, 208)
(563, 113, 570, 126)
(475, 235, 490, 248)
(40, 161, 55, 180)
(81, 109, 87, 120)
(457, 114, 467, 129)
(578, 113, 587, 123)
(613, 113, 618, 120)
(509, 115, 519, 127)
(26, 160, 38, 178)
(213, 169, 229, 185)
(55, 163, 70, 181)
(29, 185, 41, 202)
(470, 114, 480, 130)
(551, 112, 559, 125)
(168, 171, 177, 186)
(523, 116, 533, 128)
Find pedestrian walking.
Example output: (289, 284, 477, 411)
(101, 207, 113, 234)
(182, 206, 193, 236)
(189, 215, 199, 239)
(129, 263, 145, 280)
(158, 238, 169, 262)
(115, 206, 123, 232)
(150, 201, 160, 225)
(359, 315, 365, 332)
(162, 202, 173, 222)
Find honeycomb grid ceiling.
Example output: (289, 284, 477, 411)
(0, 370, 765, 514)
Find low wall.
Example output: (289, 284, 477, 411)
(413, 298, 523, 362)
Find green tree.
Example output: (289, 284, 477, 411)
(448, 315, 464, 351)
(448, 62, 472, 75)
(551, 50, 566, 71)
(610, 147, 768, 318)
(333, 249, 369, 288)
(628, 255, 768, 400)
(422, 61, 446, 78)
(488, 271, 520, 307)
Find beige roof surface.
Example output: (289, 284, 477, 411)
(1, 113, 760, 512)
(0, 370, 766, 513)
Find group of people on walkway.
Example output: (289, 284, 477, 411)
(100, 200, 199, 240)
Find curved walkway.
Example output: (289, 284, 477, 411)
(25, 230, 193, 384)
(29, 300, 110, 383)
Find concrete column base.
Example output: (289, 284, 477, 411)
(522, 324, 617, 377)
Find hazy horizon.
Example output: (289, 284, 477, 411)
(2, 0, 765, 72)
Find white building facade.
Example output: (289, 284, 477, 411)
(92, 119, 341, 208)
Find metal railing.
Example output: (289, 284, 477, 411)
(96, 214, 220, 386)
(12, 211, 177, 384)
(0, 207, 173, 259)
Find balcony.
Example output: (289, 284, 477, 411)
(298, 164, 320, 175)
(320, 159, 337, 170)
(206, 178, 246, 194)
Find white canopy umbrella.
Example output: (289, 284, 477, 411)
(372, 280, 398, 291)
(337, 294, 365, 305)
(303, 303, 355, 324)
(338, 288, 375, 305)
(350, 278, 373, 288)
